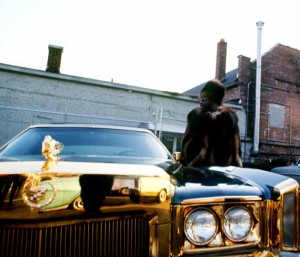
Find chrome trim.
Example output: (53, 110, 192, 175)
(171, 201, 263, 255)
(275, 180, 299, 252)
(274, 178, 299, 195)
(0, 211, 157, 257)
(181, 195, 262, 205)
(261, 200, 272, 248)
(183, 242, 259, 254)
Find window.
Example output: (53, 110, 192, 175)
(269, 104, 285, 128)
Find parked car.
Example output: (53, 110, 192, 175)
(271, 160, 300, 184)
(0, 124, 299, 257)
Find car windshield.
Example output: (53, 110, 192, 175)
(0, 127, 172, 160)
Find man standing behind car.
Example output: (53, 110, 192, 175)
(181, 79, 242, 167)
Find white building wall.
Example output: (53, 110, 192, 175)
(0, 63, 246, 155)
(0, 64, 196, 147)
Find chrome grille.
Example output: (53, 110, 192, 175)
(275, 178, 299, 251)
(0, 214, 150, 257)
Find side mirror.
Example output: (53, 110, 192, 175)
(173, 152, 183, 162)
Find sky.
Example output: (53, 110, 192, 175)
(1, 0, 299, 93)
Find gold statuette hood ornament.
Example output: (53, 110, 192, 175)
(22, 135, 63, 209)
(42, 135, 64, 171)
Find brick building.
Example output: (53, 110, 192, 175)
(185, 40, 300, 167)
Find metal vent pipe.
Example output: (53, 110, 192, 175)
(253, 21, 264, 154)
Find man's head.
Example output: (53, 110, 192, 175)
(199, 79, 225, 110)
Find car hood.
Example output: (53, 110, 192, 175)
(0, 159, 175, 219)
(0, 159, 293, 195)
(0, 159, 296, 213)
(172, 165, 296, 204)
(271, 165, 300, 173)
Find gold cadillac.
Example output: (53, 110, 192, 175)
(0, 124, 299, 257)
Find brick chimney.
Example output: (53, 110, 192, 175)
(215, 39, 227, 80)
(237, 55, 251, 82)
(46, 45, 63, 73)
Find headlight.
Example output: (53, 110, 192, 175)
(223, 206, 253, 242)
(184, 208, 218, 245)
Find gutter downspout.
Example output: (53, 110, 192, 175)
(245, 82, 255, 162)
(158, 106, 164, 141)
(253, 21, 264, 154)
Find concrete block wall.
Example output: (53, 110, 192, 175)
(0, 64, 198, 146)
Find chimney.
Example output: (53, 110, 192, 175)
(46, 45, 63, 73)
(215, 39, 227, 80)
(238, 55, 251, 81)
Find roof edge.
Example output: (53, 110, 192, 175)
(0, 62, 195, 102)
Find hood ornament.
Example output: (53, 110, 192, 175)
(22, 135, 63, 209)
(22, 173, 57, 209)
(41, 135, 63, 171)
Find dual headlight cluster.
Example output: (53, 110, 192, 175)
(184, 206, 254, 246)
